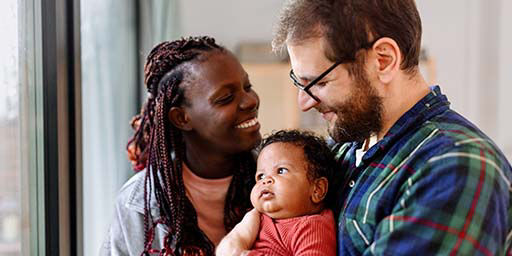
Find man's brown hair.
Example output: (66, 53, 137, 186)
(273, 0, 422, 74)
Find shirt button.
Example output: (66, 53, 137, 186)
(425, 103, 431, 107)
(349, 180, 355, 188)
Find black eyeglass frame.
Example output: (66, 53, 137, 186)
(289, 38, 381, 102)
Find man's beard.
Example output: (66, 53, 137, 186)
(328, 71, 383, 143)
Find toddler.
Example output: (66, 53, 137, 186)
(217, 129, 337, 255)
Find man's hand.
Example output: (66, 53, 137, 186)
(216, 209, 261, 256)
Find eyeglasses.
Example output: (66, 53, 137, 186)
(289, 38, 380, 102)
(289, 61, 342, 102)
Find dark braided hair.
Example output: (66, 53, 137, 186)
(126, 36, 256, 256)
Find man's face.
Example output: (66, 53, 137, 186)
(287, 38, 383, 143)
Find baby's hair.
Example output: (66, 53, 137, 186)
(127, 36, 255, 255)
(258, 130, 337, 204)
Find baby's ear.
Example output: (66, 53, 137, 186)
(311, 177, 328, 204)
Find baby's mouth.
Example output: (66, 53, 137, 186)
(260, 188, 274, 199)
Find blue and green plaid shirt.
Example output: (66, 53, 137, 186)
(333, 86, 512, 255)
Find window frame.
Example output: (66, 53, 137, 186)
(21, 0, 83, 255)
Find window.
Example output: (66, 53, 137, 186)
(0, 1, 22, 255)
(0, 0, 44, 255)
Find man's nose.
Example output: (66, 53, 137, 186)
(298, 90, 318, 112)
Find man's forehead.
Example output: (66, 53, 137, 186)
(287, 39, 333, 78)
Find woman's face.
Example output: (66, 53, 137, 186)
(180, 51, 261, 154)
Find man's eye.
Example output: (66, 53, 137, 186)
(277, 168, 288, 174)
(256, 173, 265, 181)
(316, 81, 328, 87)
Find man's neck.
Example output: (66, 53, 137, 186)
(363, 134, 379, 151)
(377, 74, 430, 140)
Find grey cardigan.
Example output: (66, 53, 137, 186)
(99, 170, 175, 256)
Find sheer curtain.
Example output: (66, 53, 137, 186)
(81, 0, 179, 255)
(138, 0, 181, 100)
(81, 1, 137, 255)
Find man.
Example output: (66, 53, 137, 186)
(217, 0, 512, 255)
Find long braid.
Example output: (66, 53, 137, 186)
(126, 36, 256, 256)
(223, 153, 256, 230)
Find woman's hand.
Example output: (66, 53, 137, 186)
(216, 209, 261, 256)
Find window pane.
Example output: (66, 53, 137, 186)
(0, 0, 21, 255)
(0, 0, 42, 255)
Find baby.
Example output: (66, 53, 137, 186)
(217, 129, 337, 255)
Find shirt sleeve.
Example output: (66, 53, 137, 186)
(364, 144, 511, 256)
(291, 211, 337, 256)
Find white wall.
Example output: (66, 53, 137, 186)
(416, 0, 471, 116)
(179, 0, 285, 51)
(417, 0, 511, 158)
(498, 0, 512, 157)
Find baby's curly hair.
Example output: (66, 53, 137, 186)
(259, 129, 337, 205)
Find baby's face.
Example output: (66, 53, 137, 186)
(250, 142, 322, 219)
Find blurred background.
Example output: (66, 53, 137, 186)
(1, 0, 511, 255)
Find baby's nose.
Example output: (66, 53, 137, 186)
(262, 176, 274, 185)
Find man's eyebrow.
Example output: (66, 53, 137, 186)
(298, 74, 316, 82)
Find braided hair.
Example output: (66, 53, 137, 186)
(126, 36, 256, 256)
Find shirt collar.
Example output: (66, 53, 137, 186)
(356, 85, 450, 162)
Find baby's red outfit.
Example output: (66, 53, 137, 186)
(248, 209, 336, 256)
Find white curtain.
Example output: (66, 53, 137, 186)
(81, 0, 179, 255)
(81, 1, 137, 255)
(138, 0, 181, 101)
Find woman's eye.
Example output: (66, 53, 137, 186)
(244, 83, 253, 92)
(256, 173, 265, 181)
(277, 168, 288, 175)
(216, 94, 233, 104)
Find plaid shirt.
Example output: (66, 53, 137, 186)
(333, 86, 512, 255)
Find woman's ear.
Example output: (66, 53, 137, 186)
(311, 177, 328, 204)
(168, 106, 192, 131)
(372, 37, 401, 84)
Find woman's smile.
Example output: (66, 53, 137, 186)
(235, 117, 260, 129)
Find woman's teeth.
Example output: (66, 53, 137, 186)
(235, 118, 258, 129)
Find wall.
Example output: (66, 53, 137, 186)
(179, 0, 285, 51)
(178, 1, 512, 156)
(498, 0, 512, 157)
(417, 0, 511, 158)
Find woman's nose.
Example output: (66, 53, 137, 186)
(298, 90, 318, 112)
(239, 90, 259, 111)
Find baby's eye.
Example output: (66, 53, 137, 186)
(277, 168, 289, 175)
(256, 173, 265, 181)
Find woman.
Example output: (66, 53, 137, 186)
(100, 36, 261, 256)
